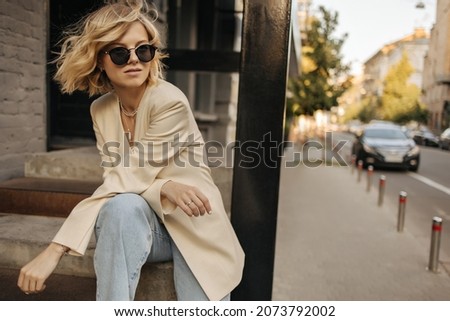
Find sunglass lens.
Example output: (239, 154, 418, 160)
(109, 47, 130, 65)
(136, 45, 155, 62)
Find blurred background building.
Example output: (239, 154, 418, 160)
(421, 0, 450, 131)
(363, 27, 430, 97)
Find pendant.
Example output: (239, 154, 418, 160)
(125, 131, 132, 142)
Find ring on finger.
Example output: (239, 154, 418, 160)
(186, 201, 192, 206)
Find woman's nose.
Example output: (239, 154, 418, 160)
(128, 48, 139, 63)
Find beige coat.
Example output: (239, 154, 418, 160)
(53, 80, 245, 300)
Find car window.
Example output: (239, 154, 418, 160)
(364, 128, 407, 139)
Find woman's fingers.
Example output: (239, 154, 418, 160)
(188, 195, 207, 216)
(19, 266, 44, 294)
(36, 281, 46, 293)
(162, 181, 213, 217)
(17, 270, 25, 290)
(17, 242, 66, 295)
(180, 198, 194, 217)
(195, 191, 212, 214)
(185, 189, 213, 216)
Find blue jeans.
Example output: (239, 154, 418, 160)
(94, 193, 230, 301)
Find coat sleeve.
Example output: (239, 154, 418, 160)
(90, 100, 114, 180)
(51, 100, 118, 255)
(138, 97, 205, 220)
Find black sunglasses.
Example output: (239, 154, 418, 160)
(104, 44, 156, 66)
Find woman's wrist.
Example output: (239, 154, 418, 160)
(160, 180, 173, 197)
(49, 242, 69, 257)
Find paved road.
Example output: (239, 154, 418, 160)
(331, 131, 450, 263)
(369, 146, 450, 263)
(272, 143, 450, 300)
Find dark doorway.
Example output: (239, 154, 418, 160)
(48, 0, 102, 149)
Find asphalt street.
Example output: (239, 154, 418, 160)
(272, 134, 450, 300)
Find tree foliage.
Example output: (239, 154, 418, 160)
(287, 6, 351, 119)
(357, 96, 379, 123)
(380, 52, 428, 123)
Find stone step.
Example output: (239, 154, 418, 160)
(25, 146, 103, 182)
(0, 213, 176, 300)
(0, 267, 96, 301)
(0, 177, 100, 217)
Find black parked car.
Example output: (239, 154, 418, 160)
(410, 126, 439, 147)
(352, 123, 420, 171)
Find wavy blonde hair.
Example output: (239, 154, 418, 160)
(53, 0, 168, 96)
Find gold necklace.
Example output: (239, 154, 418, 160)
(118, 99, 137, 144)
(119, 100, 139, 117)
(121, 110, 135, 144)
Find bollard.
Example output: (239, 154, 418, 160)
(351, 155, 356, 174)
(428, 217, 443, 273)
(397, 191, 407, 232)
(366, 165, 374, 192)
(357, 160, 363, 182)
(378, 175, 386, 206)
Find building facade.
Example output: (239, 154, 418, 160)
(363, 28, 430, 98)
(422, 0, 450, 131)
(0, 1, 47, 181)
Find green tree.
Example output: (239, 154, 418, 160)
(287, 6, 351, 120)
(357, 95, 379, 123)
(380, 52, 428, 123)
(341, 92, 381, 123)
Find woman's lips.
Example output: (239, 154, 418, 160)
(125, 68, 142, 74)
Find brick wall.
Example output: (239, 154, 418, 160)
(0, 0, 47, 181)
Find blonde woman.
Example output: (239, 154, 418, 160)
(17, 0, 244, 301)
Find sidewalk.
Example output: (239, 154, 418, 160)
(272, 147, 450, 300)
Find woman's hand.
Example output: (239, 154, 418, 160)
(17, 242, 68, 295)
(161, 181, 212, 217)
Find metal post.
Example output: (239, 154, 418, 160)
(230, 0, 293, 300)
(357, 160, 363, 182)
(366, 165, 373, 192)
(397, 191, 407, 232)
(351, 155, 356, 174)
(428, 217, 443, 273)
(378, 175, 386, 206)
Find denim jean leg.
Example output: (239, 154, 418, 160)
(171, 240, 229, 301)
(145, 216, 172, 263)
(94, 193, 158, 300)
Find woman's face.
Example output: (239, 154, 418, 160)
(101, 22, 152, 91)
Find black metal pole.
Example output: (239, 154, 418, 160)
(231, 0, 293, 300)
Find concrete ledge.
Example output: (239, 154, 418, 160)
(25, 147, 103, 182)
(0, 213, 176, 300)
(136, 263, 176, 300)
